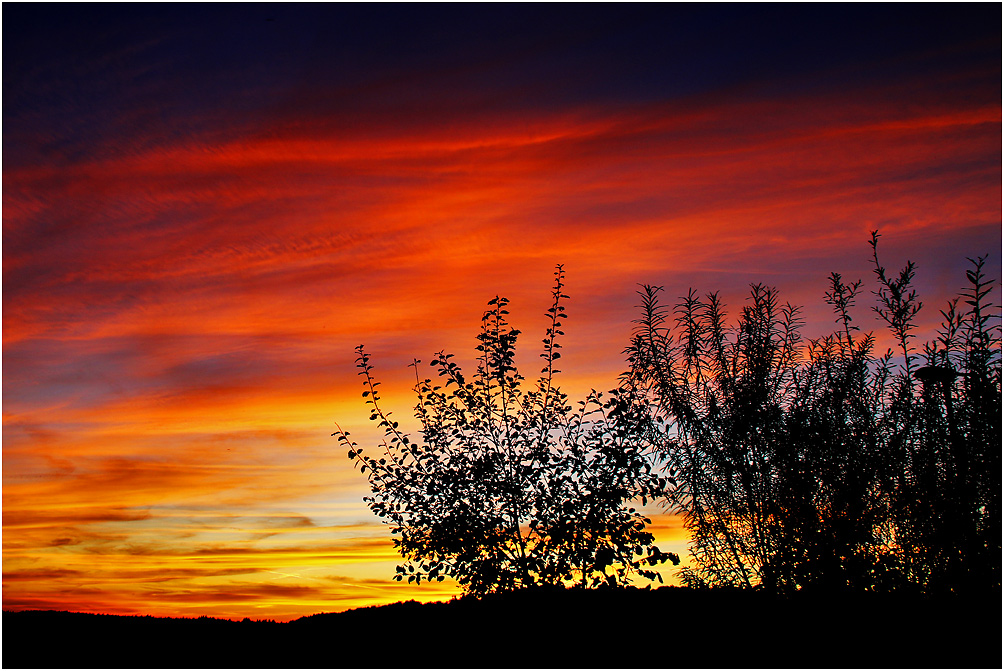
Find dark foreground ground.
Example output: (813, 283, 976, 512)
(3, 586, 1000, 669)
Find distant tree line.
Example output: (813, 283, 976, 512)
(337, 233, 1000, 596)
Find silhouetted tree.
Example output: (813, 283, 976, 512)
(335, 266, 677, 596)
(626, 233, 1000, 594)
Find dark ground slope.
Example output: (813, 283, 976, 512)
(3, 587, 1000, 669)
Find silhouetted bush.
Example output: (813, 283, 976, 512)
(626, 233, 1000, 594)
(335, 266, 677, 595)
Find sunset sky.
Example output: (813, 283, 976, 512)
(3, 4, 1001, 622)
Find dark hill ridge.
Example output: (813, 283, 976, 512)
(3, 587, 1000, 669)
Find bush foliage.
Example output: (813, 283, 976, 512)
(339, 235, 999, 596)
(625, 233, 1000, 593)
(335, 266, 676, 595)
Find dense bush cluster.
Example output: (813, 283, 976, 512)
(626, 233, 1000, 594)
(339, 234, 1000, 596)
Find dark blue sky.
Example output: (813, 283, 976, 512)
(6, 3, 1000, 164)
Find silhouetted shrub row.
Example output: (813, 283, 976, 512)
(339, 234, 1000, 597)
